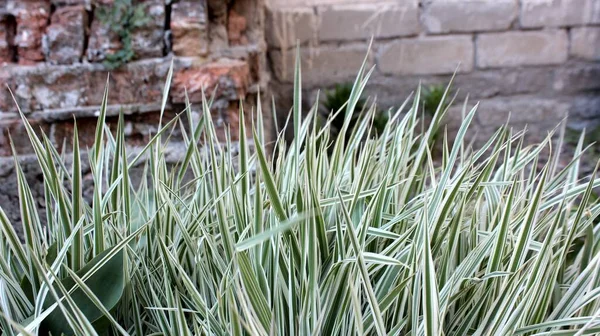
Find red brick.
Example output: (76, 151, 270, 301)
(171, 0, 208, 57)
(91, 60, 169, 106)
(228, 9, 248, 46)
(13, 0, 51, 64)
(51, 117, 98, 151)
(45, 5, 87, 64)
(171, 59, 250, 104)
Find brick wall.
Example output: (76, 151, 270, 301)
(0, 0, 268, 232)
(0, 0, 267, 158)
(267, 0, 600, 143)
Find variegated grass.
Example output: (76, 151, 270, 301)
(1, 50, 600, 336)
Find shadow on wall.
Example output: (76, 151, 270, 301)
(266, 0, 600, 144)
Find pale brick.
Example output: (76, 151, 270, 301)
(475, 96, 569, 126)
(266, 7, 317, 48)
(317, 1, 419, 41)
(477, 30, 568, 68)
(378, 36, 474, 75)
(554, 63, 600, 93)
(270, 44, 369, 85)
(521, 0, 600, 28)
(423, 0, 517, 33)
(571, 27, 600, 61)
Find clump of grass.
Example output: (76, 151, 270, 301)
(422, 84, 450, 117)
(322, 82, 388, 139)
(2, 50, 600, 336)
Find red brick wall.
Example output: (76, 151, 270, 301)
(0, 0, 267, 157)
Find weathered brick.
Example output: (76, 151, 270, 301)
(423, 0, 517, 33)
(86, 3, 121, 62)
(0, 117, 50, 156)
(317, 1, 419, 41)
(268, 0, 355, 7)
(477, 30, 568, 68)
(228, 9, 248, 45)
(1, 59, 171, 113)
(571, 27, 600, 61)
(130, 0, 164, 59)
(87, 0, 163, 62)
(87, 59, 171, 106)
(50, 0, 89, 5)
(171, 59, 250, 104)
(270, 44, 369, 85)
(44, 5, 87, 64)
(521, 0, 600, 27)
(10, 0, 51, 64)
(51, 112, 181, 151)
(171, 0, 208, 57)
(51, 117, 100, 150)
(266, 6, 317, 48)
(0, 16, 16, 64)
(378, 36, 474, 75)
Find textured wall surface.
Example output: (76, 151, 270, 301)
(0, 0, 267, 234)
(267, 0, 600, 143)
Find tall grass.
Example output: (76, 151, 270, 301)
(1, 51, 600, 336)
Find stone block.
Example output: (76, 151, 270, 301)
(569, 95, 600, 120)
(171, 0, 209, 57)
(454, 67, 555, 98)
(171, 59, 250, 104)
(521, 0, 600, 27)
(554, 63, 600, 93)
(477, 30, 568, 68)
(423, 0, 517, 33)
(571, 27, 600, 61)
(378, 36, 474, 75)
(44, 5, 87, 64)
(269, 44, 370, 85)
(317, 1, 419, 41)
(475, 96, 569, 126)
(9, 0, 51, 64)
(266, 6, 317, 48)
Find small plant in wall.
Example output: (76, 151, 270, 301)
(96, 0, 149, 69)
(422, 84, 452, 145)
(322, 82, 388, 139)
